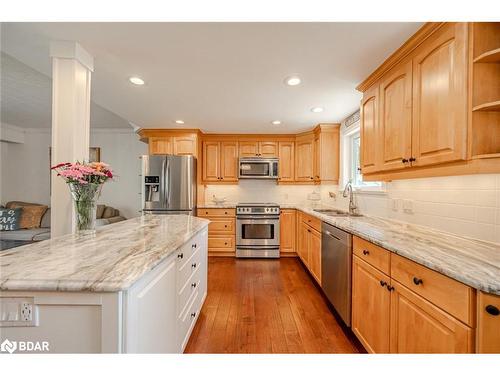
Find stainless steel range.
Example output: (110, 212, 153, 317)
(236, 203, 280, 258)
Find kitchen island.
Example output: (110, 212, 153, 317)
(0, 214, 209, 353)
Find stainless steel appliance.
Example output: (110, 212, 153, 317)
(239, 157, 279, 179)
(141, 155, 197, 215)
(321, 222, 352, 326)
(236, 203, 280, 258)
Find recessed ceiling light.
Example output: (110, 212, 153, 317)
(311, 107, 324, 113)
(284, 76, 301, 86)
(175, 120, 185, 125)
(271, 120, 282, 125)
(129, 76, 145, 85)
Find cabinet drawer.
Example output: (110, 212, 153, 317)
(477, 292, 500, 353)
(178, 290, 199, 350)
(176, 231, 204, 270)
(208, 235, 235, 251)
(207, 217, 235, 234)
(353, 236, 391, 275)
(178, 266, 201, 318)
(301, 213, 321, 232)
(198, 208, 235, 217)
(391, 254, 475, 326)
(177, 246, 202, 291)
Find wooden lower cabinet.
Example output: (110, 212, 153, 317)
(352, 256, 391, 353)
(297, 217, 321, 285)
(477, 292, 500, 353)
(279, 209, 296, 254)
(390, 281, 473, 353)
(198, 208, 236, 256)
(297, 221, 308, 262)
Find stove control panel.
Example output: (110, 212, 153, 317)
(236, 206, 280, 215)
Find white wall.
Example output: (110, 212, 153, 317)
(205, 174, 500, 244)
(0, 128, 147, 219)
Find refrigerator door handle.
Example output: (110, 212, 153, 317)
(165, 157, 171, 208)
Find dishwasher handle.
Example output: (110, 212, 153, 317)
(324, 231, 342, 241)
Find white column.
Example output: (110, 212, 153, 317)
(50, 41, 94, 237)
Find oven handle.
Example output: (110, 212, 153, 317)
(236, 215, 280, 220)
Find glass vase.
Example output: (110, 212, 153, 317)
(69, 183, 102, 235)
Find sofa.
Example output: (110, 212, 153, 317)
(0, 202, 126, 244)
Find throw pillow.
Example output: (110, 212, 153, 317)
(0, 208, 22, 231)
(8, 203, 48, 229)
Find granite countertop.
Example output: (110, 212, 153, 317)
(293, 205, 500, 295)
(0, 215, 209, 292)
(198, 202, 237, 209)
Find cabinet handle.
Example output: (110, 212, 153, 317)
(224, 211, 228, 215)
(191, 312, 196, 318)
(178, 253, 184, 259)
(192, 243, 197, 249)
(307, 229, 311, 233)
(386, 285, 395, 292)
(409, 157, 416, 162)
(413, 277, 423, 285)
(362, 250, 369, 255)
(224, 242, 228, 245)
(224, 225, 228, 228)
(380, 280, 387, 287)
(401, 158, 409, 163)
(191, 282, 197, 288)
(191, 263, 197, 268)
(486, 305, 500, 316)
(310, 177, 314, 180)
(205, 211, 209, 214)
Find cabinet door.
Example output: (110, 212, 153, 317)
(352, 256, 391, 353)
(295, 136, 314, 182)
(279, 209, 296, 253)
(202, 141, 220, 182)
(239, 141, 259, 157)
(360, 84, 379, 173)
(259, 141, 278, 157)
(314, 135, 321, 181)
(220, 141, 239, 182)
(412, 23, 468, 167)
(477, 292, 500, 353)
(278, 141, 294, 182)
(379, 60, 413, 171)
(149, 137, 173, 155)
(297, 221, 309, 264)
(308, 228, 322, 285)
(390, 281, 473, 353)
(174, 136, 197, 156)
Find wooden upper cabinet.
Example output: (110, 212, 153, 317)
(390, 281, 473, 353)
(259, 141, 278, 157)
(295, 135, 315, 182)
(352, 256, 391, 353)
(220, 141, 239, 181)
(314, 126, 340, 183)
(360, 84, 380, 174)
(149, 137, 173, 155)
(173, 136, 197, 157)
(379, 60, 413, 171)
(239, 141, 259, 157)
(278, 141, 294, 182)
(411, 23, 468, 167)
(202, 141, 220, 182)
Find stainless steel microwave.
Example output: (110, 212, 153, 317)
(238, 157, 279, 179)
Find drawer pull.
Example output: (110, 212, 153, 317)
(191, 263, 197, 268)
(191, 312, 196, 318)
(205, 211, 208, 214)
(224, 242, 228, 245)
(380, 280, 387, 287)
(224, 225, 228, 228)
(191, 282, 197, 288)
(413, 277, 423, 285)
(386, 285, 395, 292)
(486, 305, 500, 316)
(362, 250, 369, 255)
(409, 157, 416, 162)
(224, 211, 228, 215)
(178, 253, 184, 259)
(402, 158, 409, 163)
(192, 243, 197, 249)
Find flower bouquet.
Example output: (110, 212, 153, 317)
(51, 161, 114, 235)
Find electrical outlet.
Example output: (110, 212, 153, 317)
(389, 199, 400, 211)
(20, 302, 33, 321)
(402, 199, 414, 214)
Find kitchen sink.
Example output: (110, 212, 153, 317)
(313, 209, 362, 217)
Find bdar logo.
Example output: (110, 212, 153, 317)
(0, 339, 17, 354)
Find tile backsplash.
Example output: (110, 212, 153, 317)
(205, 174, 500, 244)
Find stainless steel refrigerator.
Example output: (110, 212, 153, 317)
(141, 155, 197, 215)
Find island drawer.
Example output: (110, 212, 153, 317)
(207, 217, 235, 235)
(198, 208, 235, 217)
(178, 266, 201, 318)
(301, 212, 321, 232)
(178, 290, 200, 350)
(391, 254, 475, 326)
(177, 246, 202, 291)
(353, 236, 391, 275)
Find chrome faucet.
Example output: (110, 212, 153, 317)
(342, 180, 358, 215)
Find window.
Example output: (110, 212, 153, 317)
(340, 113, 384, 193)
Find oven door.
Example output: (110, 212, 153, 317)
(236, 217, 280, 247)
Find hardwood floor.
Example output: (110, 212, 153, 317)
(185, 257, 363, 353)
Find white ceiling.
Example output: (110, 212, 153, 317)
(1, 22, 423, 133)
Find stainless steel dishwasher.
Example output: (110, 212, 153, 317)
(321, 222, 352, 326)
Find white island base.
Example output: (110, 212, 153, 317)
(0, 228, 208, 354)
